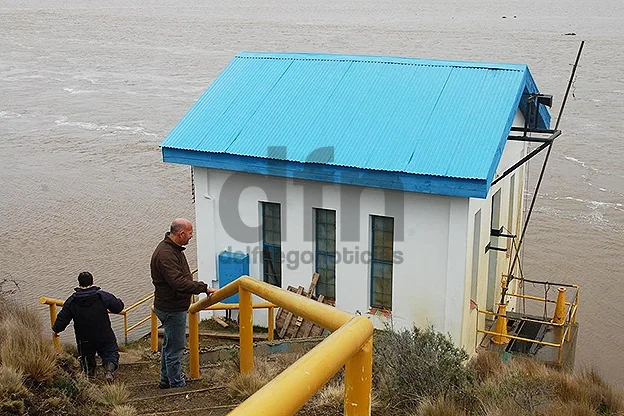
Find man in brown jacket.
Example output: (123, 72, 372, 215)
(151, 218, 216, 388)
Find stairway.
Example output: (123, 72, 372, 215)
(115, 353, 239, 415)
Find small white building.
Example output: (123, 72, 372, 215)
(161, 52, 553, 354)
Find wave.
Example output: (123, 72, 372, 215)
(560, 196, 623, 211)
(0, 111, 22, 119)
(63, 87, 98, 94)
(564, 155, 624, 179)
(564, 155, 599, 173)
(54, 117, 159, 137)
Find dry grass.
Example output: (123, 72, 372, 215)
(110, 404, 139, 416)
(468, 351, 504, 383)
(269, 352, 302, 372)
(0, 365, 26, 395)
(0, 301, 43, 334)
(551, 368, 624, 414)
(410, 397, 467, 416)
(315, 383, 344, 408)
(0, 321, 57, 383)
(302, 380, 383, 415)
(470, 352, 624, 416)
(62, 342, 79, 357)
(227, 359, 276, 400)
(539, 401, 597, 416)
(0, 399, 26, 414)
(91, 382, 131, 406)
(0, 297, 111, 415)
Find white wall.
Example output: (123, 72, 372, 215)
(192, 111, 528, 349)
(461, 110, 527, 352)
(194, 167, 469, 339)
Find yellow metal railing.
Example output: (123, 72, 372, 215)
(121, 293, 154, 344)
(41, 269, 203, 350)
(40, 295, 157, 351)
(204, 302, 275, 341)
(188, 276, 373, 416)
(476, 283, 580, 364)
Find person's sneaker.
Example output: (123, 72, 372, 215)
(158, 381, 170, 389)
(104, 371, 114, 384)
(169, 376, 187, 388)
(103, 362, 116, 384)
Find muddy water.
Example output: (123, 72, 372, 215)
(1, 0, 622, 383)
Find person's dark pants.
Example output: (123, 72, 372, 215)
(154, 307, 187, 388)
(77, 339, 120, 376)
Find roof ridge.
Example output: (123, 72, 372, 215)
(235, 52, 526, 72)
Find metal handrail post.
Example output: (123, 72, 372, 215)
(150, 306, 158, 352)
(49, 303, 61, 352)
(268, 307, 275, 341)
(123, 312, 129, 344)
(239, 285, 254, 374)
(228, 316, 373, 416)
(344, 336, 373, 415)
(189, 310, 200, 379)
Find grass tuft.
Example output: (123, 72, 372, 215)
(0, 366, 26, 396)
(91, 382, 131, 406)
(227, 359, 276, 400)
(0, 321, 57, 383)
(410, 396, 467, 416)
(110, 404, 139, 416)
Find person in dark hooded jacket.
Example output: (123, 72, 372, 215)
(53, 271, 124, 382)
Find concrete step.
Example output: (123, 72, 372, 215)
(115, 360, 239, 415)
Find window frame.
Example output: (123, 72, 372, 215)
(261, 202, 282, 287)
(314, 208, 336, 300)
(370, 215, 394, 310)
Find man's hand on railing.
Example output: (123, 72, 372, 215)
(206, 287, 217, 297)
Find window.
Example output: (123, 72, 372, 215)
(506, 174, 516, 257)
(487, 189, 502, 309)
(261, 202, 281, 287)
(315, 209, 336, 300)
(370, 215, 394, 310)
(471, 209, 482, 303)
(508, 174, 516, 231)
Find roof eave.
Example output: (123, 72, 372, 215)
(162, 147, 489, 199)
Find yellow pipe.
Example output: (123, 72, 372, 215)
(228, 316, 373, 416)
(189, 279, 240, 313)
(572, 290, 579, 324)
(150, 306, 159, 353)
(127, 314, 151, 333)
(239, 286, 254, 374)
(189, 277, 353, 331)
(122, 293, 154, 313)
(39, 297, 64, 306)
(123, 314, 129, 344)
(477, 309, 564, 327)
(239, 277, 352, 331)
(189, 311, 200, 379)
(492, 304, 509, 345)
(344, 336, 373, 416)
(268, 307, 274, 341)
(477, 329, 562, 348)
(507, 292, 572, 306)
(206, 302, 274, 310)
(49, 303, 61, 352)
(552, 287, 567, 325)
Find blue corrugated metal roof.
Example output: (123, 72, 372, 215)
(161, 52, 550, 197)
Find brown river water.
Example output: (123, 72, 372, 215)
(1, 0, 622, 384)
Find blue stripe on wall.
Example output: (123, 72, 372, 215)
(162, 148, 488, 198)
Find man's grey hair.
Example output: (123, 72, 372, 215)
(170, 218, 191, 234)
